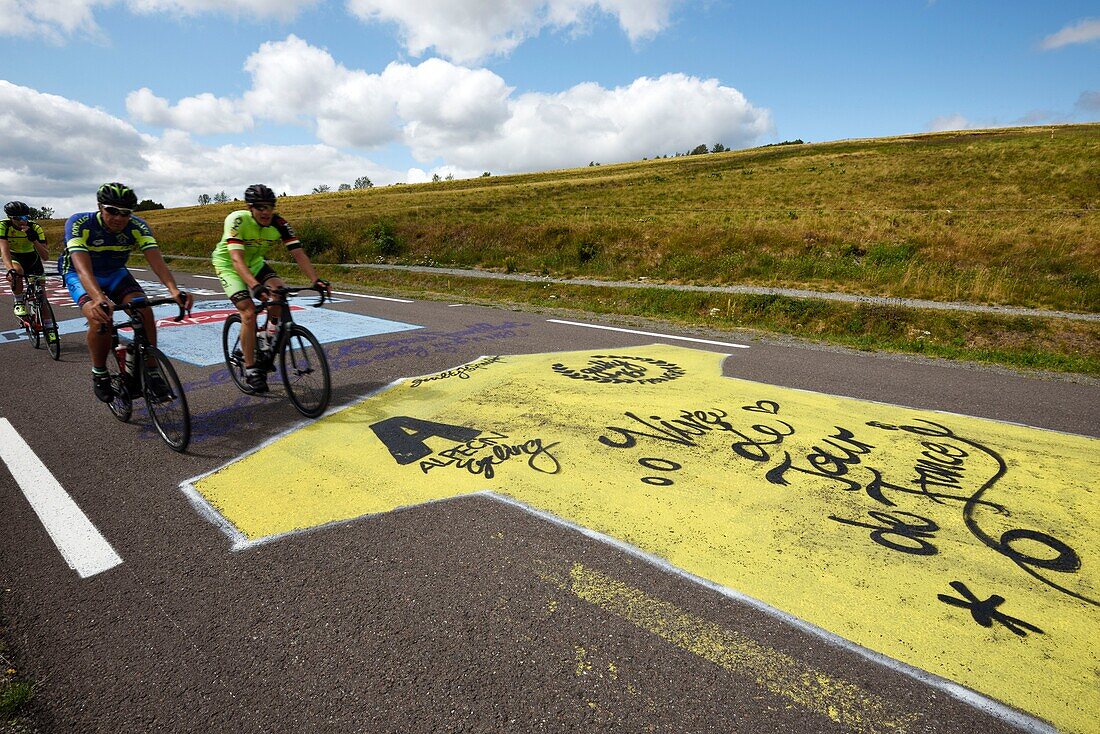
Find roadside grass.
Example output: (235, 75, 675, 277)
(0, 635, 35, 731)
(43, 124, 1099, 314)
(167, 257, 1100, 377)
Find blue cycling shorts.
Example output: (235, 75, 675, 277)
(63, 267, 144, 306)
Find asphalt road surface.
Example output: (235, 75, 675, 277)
(1, 268, 1097, 733)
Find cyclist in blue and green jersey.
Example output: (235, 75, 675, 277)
(61, 183, 193, 402)
(211, 184, 330, 393)
(1, 201, 50, 319)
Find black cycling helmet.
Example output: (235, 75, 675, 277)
(244, 184, 276, 204)
(96, 182, 138, 209)
(4, 201, 31, 218)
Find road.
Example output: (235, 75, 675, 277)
(1, 268, 1097, 733)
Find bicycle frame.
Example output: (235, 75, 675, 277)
(252, 285, 328, 367)
(107, 296, 187, 387)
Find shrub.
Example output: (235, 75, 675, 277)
(364, 220, 402, 258)
(577, 239, 600, 264)
(296, 219, 338, 258)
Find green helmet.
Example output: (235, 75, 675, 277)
(96, 182, 138, 208)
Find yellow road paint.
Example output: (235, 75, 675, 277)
(192, 345, 1098, 732)
(539, 561, 919, 734)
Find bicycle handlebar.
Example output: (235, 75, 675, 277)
(254, 284, 328, 311)
(104, 295, 190, 332)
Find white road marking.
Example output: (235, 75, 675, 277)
(447, 304, 465, 307)
(546, 319, 751, 349)
(194, 275, 221, 280)
(0, 419, 122, 578)
(129, 267, 147, 271)
(333, 291, 414, 303)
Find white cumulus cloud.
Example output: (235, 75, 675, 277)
(1039, 18, 1100, 50)
(344, 0, 681, 63)
(0, 0, 317, 40)
(926, 114, 973, 133)
(435, 73, 773, 172)
(0, 80, 398, 212)
(131, 36, 771, 174)
(127, 88, 255, 135)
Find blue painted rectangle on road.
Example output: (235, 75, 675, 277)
(0, 297, 422, 367)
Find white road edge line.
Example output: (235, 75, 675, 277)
(332, 291, 414, 303)
(547, 318, 750, 349)
(0, 418, 122, 578)
(193, 275, 220, 280)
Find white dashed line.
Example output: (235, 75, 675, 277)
(546, 319, 751, 349)
(0, 418, 123, 578)
(332, 291, 414, 303)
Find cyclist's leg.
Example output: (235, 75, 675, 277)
(66, 269, 116, 399)
(113, 273, 151, 353)
(256, 264, 284, 322)
(218, 261, 263, 368)
(8, 261, 25, 296)
(20, 253, 45, 321)
(231, 292, 259, 368)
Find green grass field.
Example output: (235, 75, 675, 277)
(40, 123, 1100, 374)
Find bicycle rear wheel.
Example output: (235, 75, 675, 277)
(279, 324, 330, 418)
(142, 345, 191, 452)
(41, 297, 60, 360)
(221, 314, 252, 394)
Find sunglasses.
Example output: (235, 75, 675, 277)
(102, 205, 133, 217)
(250, 204, 275, 213)
(11, 215, 29, 222)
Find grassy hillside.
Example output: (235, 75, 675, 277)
(34, 124, 1100, 375)
(127, 123, 1100, 313)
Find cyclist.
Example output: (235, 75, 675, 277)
(61, 183, 193, 402)
(1, 201, 50, 321)
(212, 184, 330, 393)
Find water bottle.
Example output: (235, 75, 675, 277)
(124, 345, 137, 376)
(265, 318, 279, 350)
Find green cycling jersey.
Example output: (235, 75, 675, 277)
(212, 209, 301, 271)
(0, 219, 47, 254)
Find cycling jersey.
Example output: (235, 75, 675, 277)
(61, 211, 157, 276)
(211, 209, 301, 271)
(0, 219, 47, 254)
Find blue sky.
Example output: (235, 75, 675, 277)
(2, 1, 1097, 211)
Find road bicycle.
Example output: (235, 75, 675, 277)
(15, 272, 61, 360)
(222, 285, 332, 418)
(104, 296, 192, 452)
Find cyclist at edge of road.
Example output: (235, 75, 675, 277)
(1, 200, 50, 321)
(61, 182, 193, 403)
(211, 183, 331, 394)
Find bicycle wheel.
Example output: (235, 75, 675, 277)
(221, 314, 252, 394)
(26, 295, 41, 349)
(41, 297, 61, 360)
(141, 345, 191, 452)
(279, 324, 330, 418)
(107, 352, 133, 423)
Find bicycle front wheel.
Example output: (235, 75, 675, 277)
(279, 324, 330, 418)
(41, 297, 61, 360)
(221, 314, 252, 394)
(142, 345, 191, 452)
(26, 297, 41, 349)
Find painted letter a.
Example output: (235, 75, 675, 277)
(370, 416, 482, 465)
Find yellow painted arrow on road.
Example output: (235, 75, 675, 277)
(192, 345, 1098, 733)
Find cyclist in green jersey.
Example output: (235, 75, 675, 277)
(212, 184, 331, 393)
(1, 201, 50, 319)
